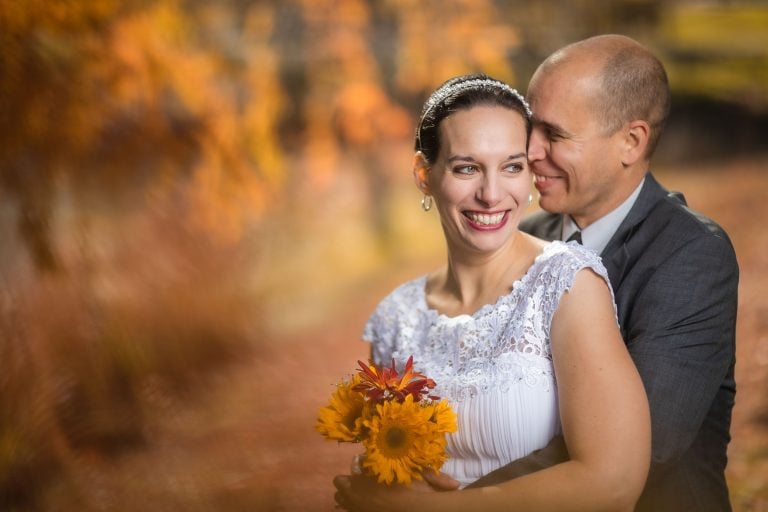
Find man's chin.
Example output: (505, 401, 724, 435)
(536, 197, 566, 214)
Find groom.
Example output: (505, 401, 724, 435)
(432, 35, 738, 511)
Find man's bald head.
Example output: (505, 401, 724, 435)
(530, 35, 671, 158)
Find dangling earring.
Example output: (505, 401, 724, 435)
(421, 195, 433, 212)
(528, 193, 533, 205)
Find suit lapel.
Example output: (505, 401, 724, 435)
(600, 173, 678, 285)
(540, 213, 563, 241)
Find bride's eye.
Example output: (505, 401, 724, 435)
(503, 163, 524, 174)
(453, 165, 477, 175)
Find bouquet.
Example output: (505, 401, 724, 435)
(316, 356, 457, 485)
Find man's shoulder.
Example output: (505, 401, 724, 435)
(520, 209, 560, 240)
(634, 193, 737, 271)
(650, 192, 733, 247)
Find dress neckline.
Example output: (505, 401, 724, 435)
(420, 241, 563, 321)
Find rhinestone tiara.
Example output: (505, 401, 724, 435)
(421, 78, 532, 120)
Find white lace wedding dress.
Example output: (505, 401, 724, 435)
(363, 241, 612, 488)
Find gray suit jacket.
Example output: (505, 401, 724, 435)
(472, 173, 738, 511)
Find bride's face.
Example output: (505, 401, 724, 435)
(416, 105, 531, 257)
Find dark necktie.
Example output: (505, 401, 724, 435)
(566, 231, 582, 244)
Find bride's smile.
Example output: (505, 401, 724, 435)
(462, 210, 509, 229)
(415, 105, 530, 257)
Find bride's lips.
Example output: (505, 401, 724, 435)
(463, 210, 510, 231)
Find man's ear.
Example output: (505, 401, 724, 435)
(412, 152, 431, 194)
(621, 120, 650, 167)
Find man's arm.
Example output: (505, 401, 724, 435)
(464, 436, 568, 487)
(624, 232, 738, 478)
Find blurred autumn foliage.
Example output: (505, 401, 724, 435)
(0, 0, 523, 507)
(1, 0, 282, 267)
(0, 0, 767, 509)
(3, 0, 768, 271)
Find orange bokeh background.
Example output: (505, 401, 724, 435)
(1, 1, 767, 510)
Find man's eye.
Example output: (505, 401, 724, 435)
(547, 128, 566, 141)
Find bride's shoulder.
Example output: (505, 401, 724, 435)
(531, 241, 607, 284)
(365, 275, 428, 340)
(540, 239, 599, 263)
(375, 274, 428, 311)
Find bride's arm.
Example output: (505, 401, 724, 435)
(334, 268, 650, 512)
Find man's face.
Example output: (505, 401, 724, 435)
(527, 62, 627, 228)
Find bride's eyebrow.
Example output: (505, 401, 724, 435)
(447, 152, 526, 163)
(447, 155, 478, 163)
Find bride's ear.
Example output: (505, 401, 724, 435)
(413, 152, 431, 194)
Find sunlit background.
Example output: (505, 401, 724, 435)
(1, 1, 767, 510)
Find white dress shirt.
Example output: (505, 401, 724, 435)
(561, 178, 645, 255)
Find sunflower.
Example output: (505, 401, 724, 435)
(429, 398, 458, 434)
(316, 376, 367, 442)
(361, 394, 450, 485)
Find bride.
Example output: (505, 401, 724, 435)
(333, 74, 650, 511)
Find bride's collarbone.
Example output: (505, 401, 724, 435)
(425, 280, 516, 318)
(426, 239, 542, 317)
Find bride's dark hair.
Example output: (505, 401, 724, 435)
(415, 73, 532, 164)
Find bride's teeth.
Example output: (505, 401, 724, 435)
(468, 212, 504, 225)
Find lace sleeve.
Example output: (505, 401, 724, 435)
(362, 301, 394, 364)
(539, 242, 616, 334)
(362, 277, 426, 365)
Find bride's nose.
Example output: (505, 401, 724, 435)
(476, 172, 502, 206)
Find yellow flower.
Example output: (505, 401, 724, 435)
(316, 376, 367, 442)
(361, 394, 450, 485)
(430, 399, 458, 434)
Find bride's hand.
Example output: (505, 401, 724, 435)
(422, 467, 460, 491)
(350, 453, 365, 475)
(334, 468, 457, 511)
(334, 474, 411, 512)
(350, 454, 458, 491)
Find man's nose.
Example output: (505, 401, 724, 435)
(528, 128, 547, 162)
